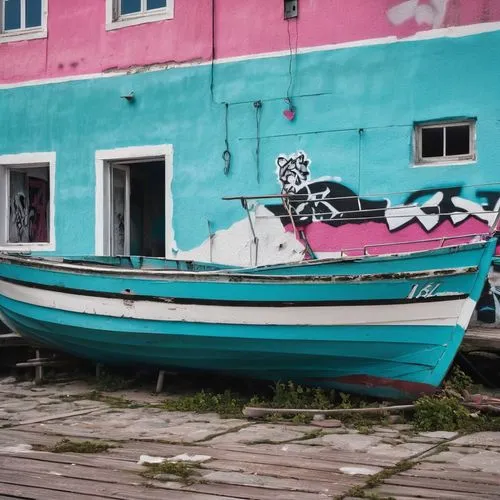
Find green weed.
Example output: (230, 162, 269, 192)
(35, 438, 116, 454)
(141, 460, 201, 484)
(413, 395, 472, 432)
(161, 389, 246, 418)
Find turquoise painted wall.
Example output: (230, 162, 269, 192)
(1, 30, 500, 255)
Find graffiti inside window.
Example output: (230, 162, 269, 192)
(8, 166, 49, 244)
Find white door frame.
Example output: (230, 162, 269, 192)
(95, 145, 173, 257)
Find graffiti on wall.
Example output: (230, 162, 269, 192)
(8, 172, 49, 244)
(387, 0, 450, 29)
(269, 150, 500, 323)
(270, 151, 499, 237)
(28, 177, 49, 242)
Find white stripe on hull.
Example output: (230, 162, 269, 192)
(0, 280, 471, 328)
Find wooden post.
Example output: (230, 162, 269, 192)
(34, 350, 43, 385)
(155, 370, 165, 394)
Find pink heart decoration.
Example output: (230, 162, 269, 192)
(283, 108, 295, 121)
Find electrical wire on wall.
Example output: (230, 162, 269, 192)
(254, 101, 263, 183)
(284, 17, 299, 120)
(210, 0, 233, 176)
(210, 0, 216, 103)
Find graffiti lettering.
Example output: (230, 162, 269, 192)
(268, 151, 499, 234)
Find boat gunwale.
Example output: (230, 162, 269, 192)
(0, 260, 479, 285)
(0, 239, 491, 282)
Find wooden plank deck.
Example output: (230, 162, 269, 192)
(0, 379, 499, 500)
(1, 426, 500, 500)
(0, 428, 368, 499)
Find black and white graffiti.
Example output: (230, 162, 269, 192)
(273, 151, 388, 226)
(269, 151, 500, 234)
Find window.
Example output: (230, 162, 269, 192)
(106, 0, 173, 31)
(0, 153, 55, 251)
(414, 120, 476, 166)
(0, 0, 47, 43)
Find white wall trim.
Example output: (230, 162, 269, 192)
(95, 144, 174, 258)
(1, 19, 500, 89)
(0, 151, 56, 252)
(105, 0, 174, 32)
(0, 0, 48, 44)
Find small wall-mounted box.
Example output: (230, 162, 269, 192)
(284, 0, 298, 19)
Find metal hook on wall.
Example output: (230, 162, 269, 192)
(222, 103, 231, 175)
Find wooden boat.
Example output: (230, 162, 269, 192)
(0, 238, 496, 399)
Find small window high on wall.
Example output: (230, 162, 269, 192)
(0, 0, 47, 43)
(414, 120, 476, 166)
(0, 153, 55, 251)
(106, 0, 173, 30)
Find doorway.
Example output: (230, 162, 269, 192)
(108, 159, 166, 257)
(96, 145, 173, 258)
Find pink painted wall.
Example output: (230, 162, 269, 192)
(2, 0, 500, 84)
(0, 0, 212, 83)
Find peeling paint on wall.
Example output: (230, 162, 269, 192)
(177, 205, 305, 267)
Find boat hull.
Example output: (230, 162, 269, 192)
(0, 239, 496, 399)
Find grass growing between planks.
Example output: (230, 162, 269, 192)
(141, 461, 202, 485)
(34, 438, 117, 453)
(336, 459, 414, 499)
(60, 390, 144, 409)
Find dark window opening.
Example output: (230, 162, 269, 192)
(416, 120, 475, 165)
(421, 127, 444, 158)
(446, 125, 470, 156)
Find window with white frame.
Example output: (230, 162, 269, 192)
(0, 153, 55, 251)
(0, 0, 47, 43)
(414, 120, 476, 166)
(106, 0, 173, 30)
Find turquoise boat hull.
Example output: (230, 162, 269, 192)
(0, 238, 496, 399)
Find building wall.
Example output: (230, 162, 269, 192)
(1, 0, 499, 321)
(2, 0, 500, 84)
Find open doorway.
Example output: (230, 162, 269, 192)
(96, 145, 173, 258)
(108, 158, 166, 257)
